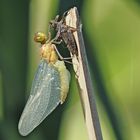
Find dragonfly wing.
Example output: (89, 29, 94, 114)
(18, 60, 61, 136)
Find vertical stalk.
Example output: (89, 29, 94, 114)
(65, 7, 103, 140)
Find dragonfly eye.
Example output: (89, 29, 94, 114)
(34, 32, 47, 44)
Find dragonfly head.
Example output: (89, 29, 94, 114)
(34, 32, 47, 44)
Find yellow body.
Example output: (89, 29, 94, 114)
(54, 61, 70, 104)
(39, 39, 70, 104)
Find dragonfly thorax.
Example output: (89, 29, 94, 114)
(41, 43, 58, 64)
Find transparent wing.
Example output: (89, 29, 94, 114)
(18, 60, 61, 136)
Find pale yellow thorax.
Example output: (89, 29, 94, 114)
(41, 43, 58, 64)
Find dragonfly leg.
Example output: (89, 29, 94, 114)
(53, 44, 73, 64)
(46, 32, 51, 43)
(51, 39, 62, 44)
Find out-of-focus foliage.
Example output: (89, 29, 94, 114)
(84, 0, 140, 140)
(0, 0, 140, 140)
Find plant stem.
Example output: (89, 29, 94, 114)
(65, 7, 103, 140)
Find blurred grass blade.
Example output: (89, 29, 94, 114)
(0, 71, 4, 121)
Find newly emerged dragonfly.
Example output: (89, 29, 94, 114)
(49, 12, 78, 56)
(18, 32, 70, 136)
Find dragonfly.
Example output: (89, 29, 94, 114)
(18, 32, 70, 136)
(49, 11, 78, 56)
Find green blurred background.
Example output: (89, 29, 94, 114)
(0, 0, 140, 140)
